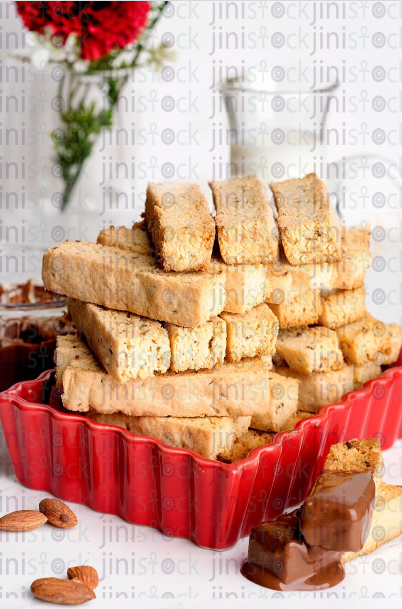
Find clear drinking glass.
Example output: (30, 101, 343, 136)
(221, 72, 339, 182)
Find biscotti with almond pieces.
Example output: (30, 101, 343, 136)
(250, 370, 299, 432)
(85, 410, 251, 460)
(97, 222, 153, 256)
(209, 174, 279, 265)
(334, 226, 371, 290)
(145, 182, 215, 272)
(220, 304, 278, 363)
(217, 429, 274, 463)
(56, 335, 270, 417)
(270, 173, 341, 265)
(275, 326, 344, 375)
(265, 259, 336, 305)
(336, 314, 391, 366)
(165, 317, 226, 372)
(208, 254, 268, 314)
(42, 240, 226, 328)
(273, 364, 355, 411)
(319, 285, 366, 329)
(67, 298, 170, 382)
(382, 323, 402, 365)
(353, 361, 382, 389)
(268, 289, 322, 329)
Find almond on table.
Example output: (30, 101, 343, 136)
(39, 498, 78, 529)
(31, 578, 96, 605)
(319, 286, 366, 329)
(67, 566, 99, 590)
(67, 298, 171, 382)
(42, 240, 226, 328)
(270, 173, 341, 265)
(0, 510, 47, 532)
(209, 174, 279, 265)
(220, 303, 278, 363)
(275, 326, 344, 375)
(145, 182, 215, 272)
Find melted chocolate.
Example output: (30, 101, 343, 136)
(242, 510, 344, 591)
(242, 470, 375, 591)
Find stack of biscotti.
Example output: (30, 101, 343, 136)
(250, 174, 401, 422)
(43, 182, 282, 461)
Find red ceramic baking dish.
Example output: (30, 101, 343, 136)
(1, 363, 402, 550)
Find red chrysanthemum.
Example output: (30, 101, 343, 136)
(16, 1, 150, 60)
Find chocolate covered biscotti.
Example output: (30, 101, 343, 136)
(209, 174, 279, 265)
(42, 241, 226, 328)
(145, 182, 215, 272)
(270, 173, 341, 265)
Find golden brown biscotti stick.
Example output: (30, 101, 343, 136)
(323, 438, 384, 484)
(272, 364, 355, 411)
(275, 326, 344, 375)
(209, 174, 279, 265)
(276, 410, 315, 432)
(164, 317, 226, 372)
(334, 226, 371, 290)
(67, 298, 171, 382)
(97, 223, 153, 256)
(56, 335, 270, 417)
(382, 323, 402, 365)
(268, 289, 322, 329)
(270, 173, 341, 265)
(250, 371, 299, 432)
(265, 259, 336, 305)
(336, 314, 391, 366)
(220, 304, 279, 363)
(208, 255, 268, 314)
(353, 361, 382, 390)
(342, 483, 402, 562)
(85, 411, 251, 460)
(42, 241, 226, 328)
(319, 286, 366, 329)
(217, 429, 274, 463)
(145, 182, 215, 272)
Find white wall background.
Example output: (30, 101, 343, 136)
(0, 0, 401, 326)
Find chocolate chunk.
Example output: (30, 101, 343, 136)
(300, 471, 375, 552)
(242, 510, 344, 591)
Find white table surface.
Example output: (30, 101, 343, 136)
(1, 425, 402, 609)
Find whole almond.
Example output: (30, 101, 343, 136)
(67, 566, 99, 590)
(31, 577, 95, 605)
(0, 510, 47, 532)
(39, 498, 78, 529)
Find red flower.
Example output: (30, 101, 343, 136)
(15, 1, 150, 60)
